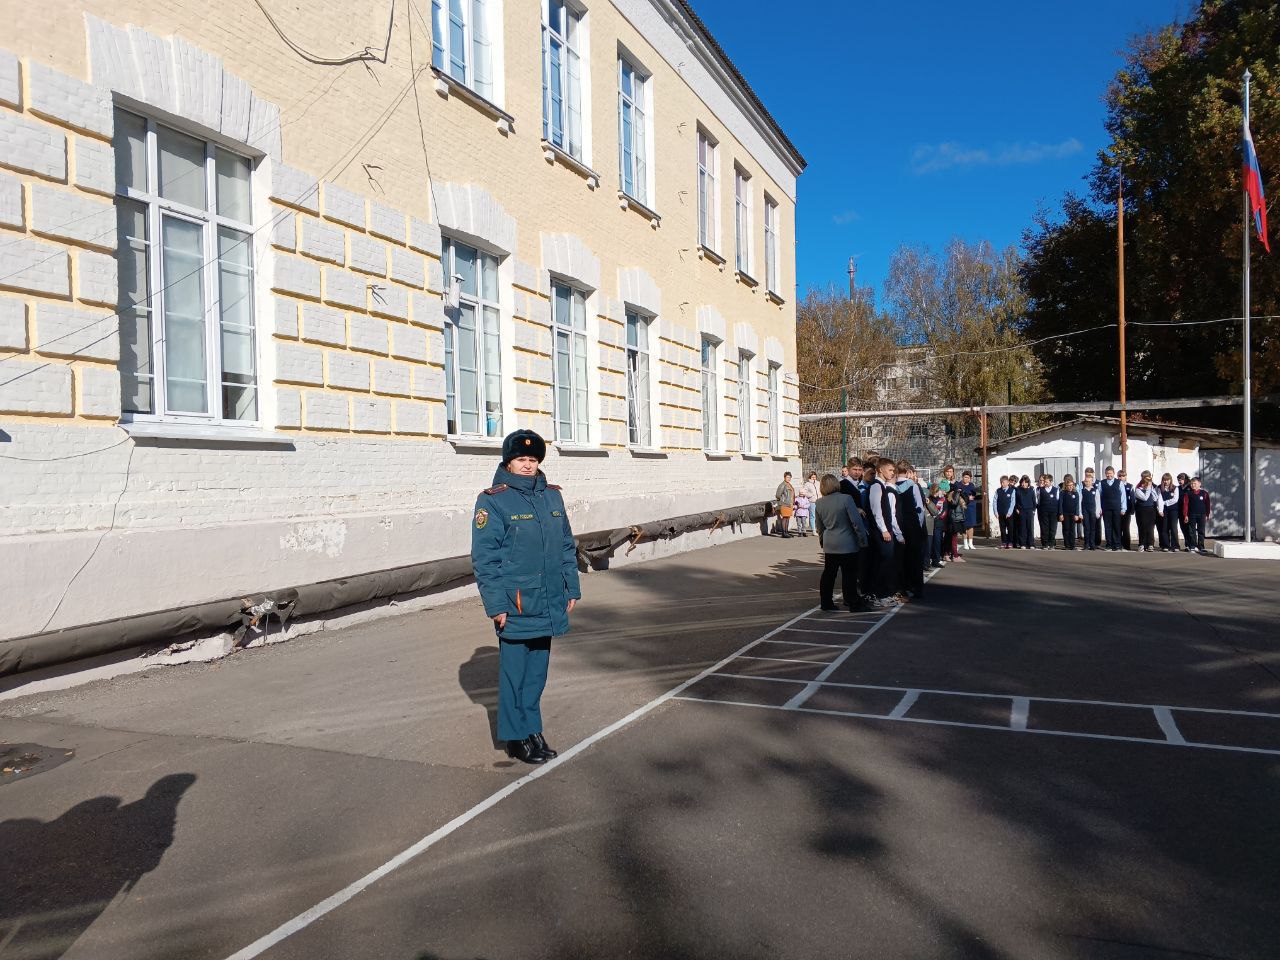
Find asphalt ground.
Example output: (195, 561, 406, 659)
(1, 536, 1278, 959)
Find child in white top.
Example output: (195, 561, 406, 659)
(794, 492, 812, 537)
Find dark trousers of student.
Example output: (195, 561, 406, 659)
(858, 539, 876, 596)
(1121, 511, 1133, 550)
(1186, 515, 1207, 550)
(1062, 517, 1077, 549)
(902, 535, 926, 596)
(997, 515, 1013, 546)
(1159, 509, 1180, 551)
(930, 524, 945, 565)
(1038, 511, 1058, 548)
(820, 552, 859, 609)
(1013, 511, 1033, 547)
(874, 536, 903, 598)
(1082, 512, 1099, 549)
(1103, 509, 1125, 549)
(1136, 506, 1159, 550)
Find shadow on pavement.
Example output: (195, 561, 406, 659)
(0, 773, 195, 960)
(459, 645, 501, 749)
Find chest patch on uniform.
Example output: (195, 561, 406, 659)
(511, 513, 535, 521)
(551, 510, 562, 517)
(475, 509, 489, 529)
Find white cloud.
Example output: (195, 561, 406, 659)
(910, 138, 1083, 174)
(831, 209, 861, 225)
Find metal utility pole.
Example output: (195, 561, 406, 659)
(1242, 69, 1255, 542)
(1118, 167, 1128, 474)
(848, 257, 856, 299)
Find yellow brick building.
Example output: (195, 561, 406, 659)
(0, 0, 805, 662)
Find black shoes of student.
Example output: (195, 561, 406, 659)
(530, 732, 557, 759)
(820, 603, 841, 611)
(506, 737, 547, 764)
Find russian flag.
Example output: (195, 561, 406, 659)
(1243, 121, 1270, 253)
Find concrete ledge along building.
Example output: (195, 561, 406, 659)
(0, 0, 806, 672)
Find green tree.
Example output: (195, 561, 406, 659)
(885, 239, 1043, 411)
(1022, 0, 1280, 428)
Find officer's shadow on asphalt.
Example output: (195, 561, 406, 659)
(458, 645, 516, 768)
(0, 772, 196, 960)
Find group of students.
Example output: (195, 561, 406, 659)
(991, 467, 1214, 553)
(805, 456, 980, 612)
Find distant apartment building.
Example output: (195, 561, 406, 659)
(0, 0, 805, 658)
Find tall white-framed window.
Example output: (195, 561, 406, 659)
(624, 310, 653, 447)
(766, 362, 781, 454)
(618, 55, 650, 205)
(764, 195, 779, 293)
(552, 280, 590, 443)
(697, 128, 719, 251)
(432, 0, 495, 102)
(542, 0, 585, 161)
(700, 336, 720, 451)
(734, 165, 753, 275)
(113, 108, 258, 423)
(443, 237, 503, 438)
(737, 350, 753, 454)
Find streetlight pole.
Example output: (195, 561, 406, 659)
(1242, 69, 1255, 542)
(1118, 166, 1128, 474)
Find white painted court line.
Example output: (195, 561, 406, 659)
(736, 655, 838, 665)
(219, 602, 823, 960)
(672, 696, 1280, 758)
(757, 638, 862, 650)
(1011, 697, 1030, 732)
(888, 689, 921, 719)
(778, 627, 872, 638)
(1153, 706, 1187, 745)
(782, 604, 906, 709)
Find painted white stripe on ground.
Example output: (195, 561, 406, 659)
(778, 627, 872, 637)
(736, 655, 836, 665)
(1011, 696, 1030, 731)
(888, 689, 921, 719)
(758, 638, 862, 650)
(782, 604, 906, 709)
(1153, 706, 1187, 745)
(673, 696, 1280, 758)
(220, 600, 823, 960)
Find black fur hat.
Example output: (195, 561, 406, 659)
(502, 429, 547, 465)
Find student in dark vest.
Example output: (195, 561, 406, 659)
(1059, 478, 1082, 550)
(895, 460, 929, 599)
(1117, 469, 1136, 550)
(1182, 476, 1212, 554)
(1157, 472, 1181, 552)
(993, 475, 1016, 549)
(856, 458, 878, 596)
(1036, 474, 1060, 549)
(1175, 472, 1192, 548)
(1013, 475, 1037, 548)
(1132, 470, 1161, 552)
(1100, 466, 1128, 551)
(867, 458, 905, 607)
(1079, 473, 1102, 550)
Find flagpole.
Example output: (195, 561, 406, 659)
(1243, 69, 1254, 543)
(1118, 166, 1128, 475)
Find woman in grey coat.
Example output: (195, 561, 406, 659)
(813, 474, 870, 612)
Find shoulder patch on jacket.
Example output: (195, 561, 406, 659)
(483, 484, 509, 495)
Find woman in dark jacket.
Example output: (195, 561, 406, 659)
(813, 474, 869, 612)
(1014, 475, 1038, 548)
(471, 429, 581, 764)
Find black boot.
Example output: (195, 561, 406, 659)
(530, 732, 557, 759)
(506, 737, 546, 764)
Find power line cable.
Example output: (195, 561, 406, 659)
(252, 0, 396, 66)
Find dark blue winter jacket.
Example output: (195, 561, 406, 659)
(471, 467, 581, 640)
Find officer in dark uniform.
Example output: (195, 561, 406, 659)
(471, 429, 581, 764)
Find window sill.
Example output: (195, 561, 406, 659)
(628, 445, 667, 458)
(736, 269, 759, 288)
(555, 442, 608, 456)
(448, 435, 505, 451)
(542, 140, 600, 189)
(617, 191, 661, 227)
(740, 452, 764, 461)
(122, 421, 295, 446)
(766, 289, 785, 305)
(698, 244, 726, 267)
(703, 449, 733, 460)
(431, 68, 515, 134)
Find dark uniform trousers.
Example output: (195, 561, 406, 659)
(498, 636, 551, 742)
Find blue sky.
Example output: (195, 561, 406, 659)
(693, 0, 1192, 300)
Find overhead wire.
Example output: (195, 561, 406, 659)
(251, 0, 396, 66)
